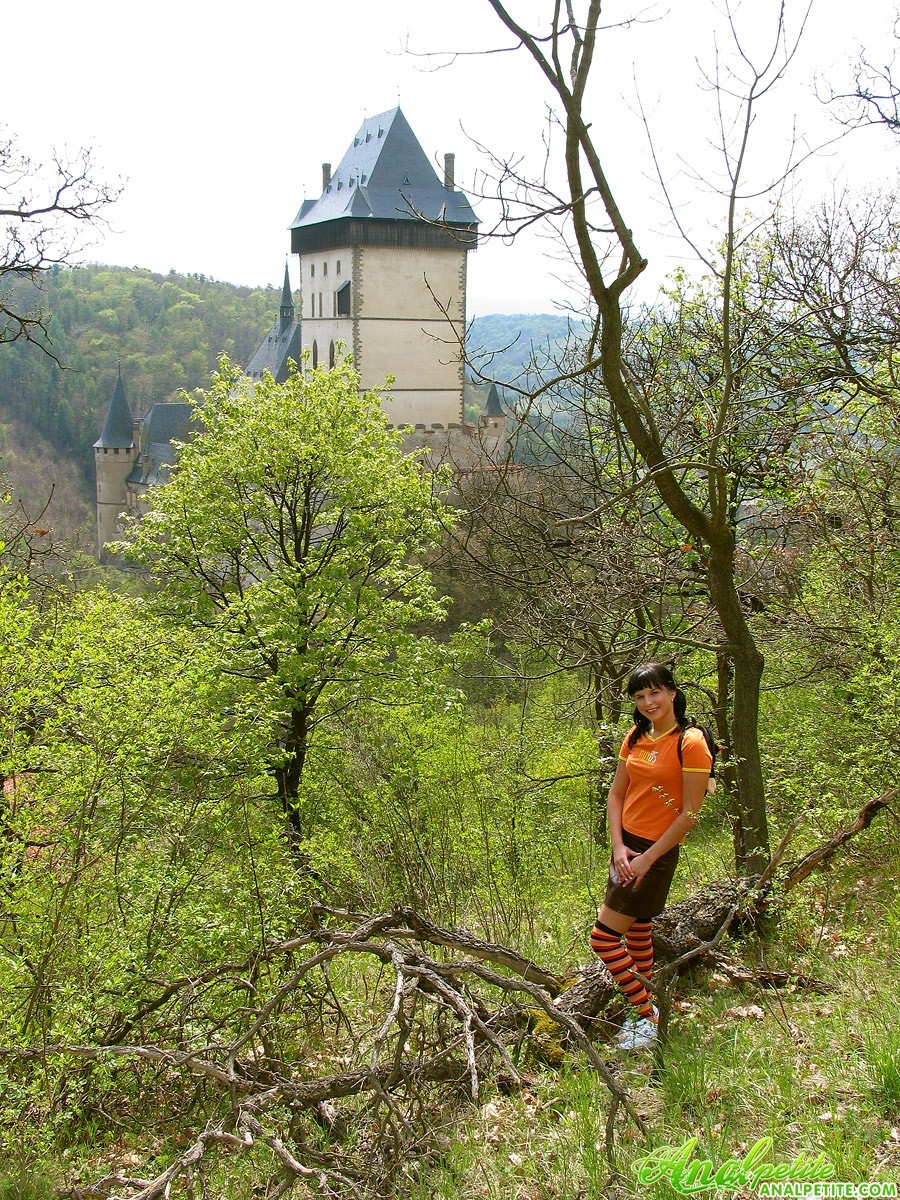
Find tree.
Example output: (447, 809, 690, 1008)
(446, 394, 712, 730)
(121, 357, 452, 842)
(471, 1, 853, 873)
(1, 128, 120, 357)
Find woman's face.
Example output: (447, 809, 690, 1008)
(631, 683, 677, 728)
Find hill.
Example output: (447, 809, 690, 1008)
(0, 264, 278, 542)
(467, 311, 576, 392)
(0, 267, 567, 545)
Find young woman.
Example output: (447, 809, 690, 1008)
(589, 663, 712, 1050)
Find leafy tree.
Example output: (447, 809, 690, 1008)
(0, 579, 283, 1055)
(121, 357, 452, 842)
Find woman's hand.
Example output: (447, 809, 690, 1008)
(625, 851, 652, 887)
(613, 845, 640, 884)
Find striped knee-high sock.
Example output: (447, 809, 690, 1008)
(625, 920, 654, 983)
(589, 921, 653, 1017)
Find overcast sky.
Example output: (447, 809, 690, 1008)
(5, 0, 896, 314)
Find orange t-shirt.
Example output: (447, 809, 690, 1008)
(617, 725, 712, 841)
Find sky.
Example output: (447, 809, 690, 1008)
(4, 0, 897, 315)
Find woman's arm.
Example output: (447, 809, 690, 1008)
(624, 769, 707, 885)
(607, 760, 641, 883)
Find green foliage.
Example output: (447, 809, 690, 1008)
(0, 581, 284, 1051)
(304, 648, 603, 941)
(0, 263, 280, 494)
(0, 1170, 54, 1200)
(120, 356, 453, 828)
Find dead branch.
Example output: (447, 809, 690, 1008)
(13, 912, 631, 1197)
(780, 791, 896, 891)
(9, 792, 890, 1197)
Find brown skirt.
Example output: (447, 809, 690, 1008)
(603, 829, 680, 919)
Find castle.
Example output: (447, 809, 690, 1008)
(94, 107, 506, 560)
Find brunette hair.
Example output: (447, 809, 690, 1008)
(625, 662, 689, 748)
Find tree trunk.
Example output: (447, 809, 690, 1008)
(274, 703, 311, 845)
(707, 538, 769, 874)
(714, 649, 743, 861)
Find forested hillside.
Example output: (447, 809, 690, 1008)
(0, 266, 280, 540)
(0, 264, 561, 544)
(466, 311, 575, 388)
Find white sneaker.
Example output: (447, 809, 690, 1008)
(615, 1009, 659, 1051)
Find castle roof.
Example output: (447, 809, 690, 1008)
(290, 108, 478, 236)
(485, 383, 505, 417)
(94, 368, 134, 449)
(126, 401, 197, 490)
(246, 267, 302, 384)
(245, 317, 303, 384)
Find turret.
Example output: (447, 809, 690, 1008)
(93, 368, 136, 560)
(480, 382, 508, 453)
(279, 261, 295, 331)
(245, 266, 303, 384)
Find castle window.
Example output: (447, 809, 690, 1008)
(336, 281, 351, 317)
(319, 291, 323, 316)
(312, 341, 319, 369)
(329, 341, 335, 368)
(336, 260, 341, 275)
(323, 261, 328, 276)
(310, 263, 315, 278)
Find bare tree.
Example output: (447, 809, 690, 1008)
(824, 12, 900, 134)
(467, 1, 850, 874)
(0, 128, 121, 358)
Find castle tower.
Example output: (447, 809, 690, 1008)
(480, 382, 508, 455)
(290, 107, 478, 427)
(93, 368, 135, 560)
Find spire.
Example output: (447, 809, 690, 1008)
(485, 383, 505, 417)
(280, 262, 294, 329)
(95, 367, 134, 449)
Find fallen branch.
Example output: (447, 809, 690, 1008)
(781, 791, 896, 891)
(12, 793, 890, 1198)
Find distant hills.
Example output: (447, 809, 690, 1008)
(0, 264, 570, 543)
(466, 312, 577, 392)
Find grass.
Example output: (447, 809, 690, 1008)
(2, 825, 898, 1198)
(400, 831, 900, 1200)
(863, 1027, 900, 1118)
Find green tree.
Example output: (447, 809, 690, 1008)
(121, 357, 452, 841)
